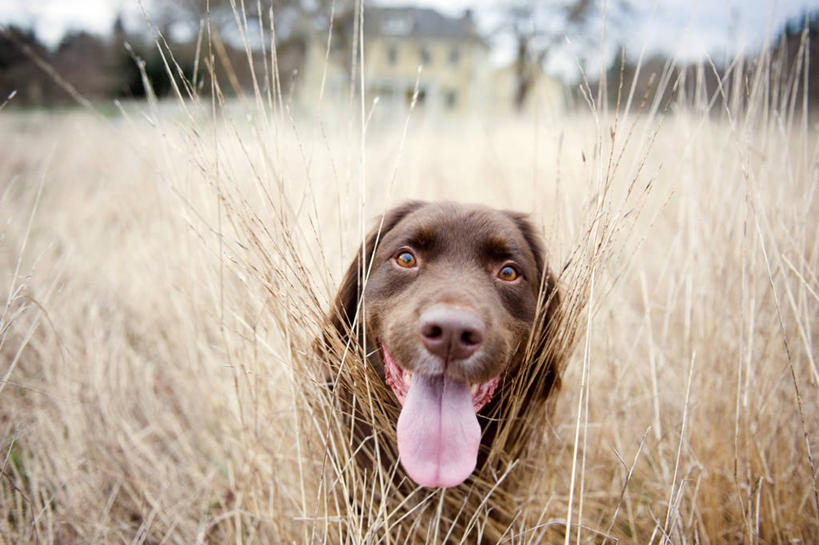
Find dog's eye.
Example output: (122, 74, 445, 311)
(498, 264, 520, 281)
(395, 251, 417, 268)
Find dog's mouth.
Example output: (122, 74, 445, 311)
(381, 344, 499, 488)
(383, 347, 499, 410)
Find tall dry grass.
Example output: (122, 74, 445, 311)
(1, 8, 818, 544)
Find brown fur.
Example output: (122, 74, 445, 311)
(326, 201, 562, 475)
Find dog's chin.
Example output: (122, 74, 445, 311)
(381, 344, 500, 411)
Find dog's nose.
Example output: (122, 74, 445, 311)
(419, 305, 486, 360)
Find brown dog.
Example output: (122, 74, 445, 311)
(327, 201, 561, 490)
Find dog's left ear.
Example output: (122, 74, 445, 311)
(505, 211, 563, 400)
(328, 201, 426, 342)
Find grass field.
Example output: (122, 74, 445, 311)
(1, 34, 818, 544)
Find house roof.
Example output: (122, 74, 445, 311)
(363, 7, 486, 44)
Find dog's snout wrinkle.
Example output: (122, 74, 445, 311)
(418, 305, 486, 361)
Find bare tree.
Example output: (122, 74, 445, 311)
(499, 0, 632, 110)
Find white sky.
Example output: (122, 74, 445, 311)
(0, 0, 140, 45)
(0, 0, 815, 79)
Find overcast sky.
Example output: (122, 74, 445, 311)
(0, 0, 815, 79)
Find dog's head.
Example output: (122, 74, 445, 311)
(328, 201, 559, 488)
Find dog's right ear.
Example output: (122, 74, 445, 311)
(504, 210, 563, 402)
(327, 201, 425, 342)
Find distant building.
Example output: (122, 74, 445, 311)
(297, 6, 491, 117)
(487, 62, 567, 118)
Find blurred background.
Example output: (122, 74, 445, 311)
(2, 2, 818, 544)
(1, 0, 817, 116)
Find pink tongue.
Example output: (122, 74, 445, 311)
(396, 374, 481, 488)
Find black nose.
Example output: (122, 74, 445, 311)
(418, 305, 486, 360)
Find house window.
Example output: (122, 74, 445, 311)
(407, 87, 427, 107)
(387, 44, 398, 65)
(419, 45, 431, 65)
(445, 89, 457, 109)
(449, 47, 460, 66)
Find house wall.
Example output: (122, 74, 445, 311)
(294, 31, 566, 119)
(362, 36, 489, 117)
(295, 34, 489, 118)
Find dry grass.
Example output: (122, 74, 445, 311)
(1, 15, 818, 544)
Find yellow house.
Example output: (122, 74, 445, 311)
(297, 7, 491, 118)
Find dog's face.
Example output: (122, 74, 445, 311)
(330, 201, 555, 488)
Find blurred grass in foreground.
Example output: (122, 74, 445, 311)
(1, 11, 818, 544)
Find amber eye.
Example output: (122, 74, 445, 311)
(498, 264, 520, 281)
(395, 251, 417, 268)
